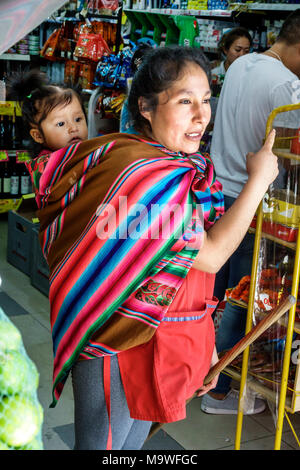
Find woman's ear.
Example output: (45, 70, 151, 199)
(29, 127, 45, 144)
(138, 97, 152, 123)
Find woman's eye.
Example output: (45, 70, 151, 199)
(180, 99, 191, 104)
(203, 98, 211, 104)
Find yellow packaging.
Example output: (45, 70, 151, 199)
(263, 189, 300, 226)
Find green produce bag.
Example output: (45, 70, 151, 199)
(0, 306, 43, 450)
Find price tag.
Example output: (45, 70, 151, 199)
(0, 101, 15, 116)
(0, 150, 9, 161)
(16, 151, 30, 163)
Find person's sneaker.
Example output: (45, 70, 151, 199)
(200, 389, 266, 415)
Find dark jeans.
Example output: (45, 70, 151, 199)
(213, 195, 255, 394)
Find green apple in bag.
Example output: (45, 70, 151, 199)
(0, 320, 22, 352)
(0, 350, 39, 394)
(0, 440, 12, 450)
(0, 395, 41, 447)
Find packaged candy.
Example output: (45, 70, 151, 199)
(40, 28, 62, 61)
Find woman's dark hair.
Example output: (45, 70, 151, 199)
(131, 43, 153, 74)
(128, 45, 211, 133)
(218, 27, 252, 56)
(6, 69, 85, 154)
(277, 9, 300, 45)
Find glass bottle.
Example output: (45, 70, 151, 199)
(3, 161, 11, 197)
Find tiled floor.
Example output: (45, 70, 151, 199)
(1, 212, 300, 451)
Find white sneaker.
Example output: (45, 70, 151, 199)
(200, 389, 266, 415)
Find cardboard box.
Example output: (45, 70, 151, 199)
(6, 194, 39, 275)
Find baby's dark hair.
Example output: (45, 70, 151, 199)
(7, 69, 85, 153)
(128, 45, 211, 134)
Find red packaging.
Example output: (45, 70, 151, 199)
(290, 128, 300, 155)
(250, 217, 298, 242)
(74, 32, 110, 61)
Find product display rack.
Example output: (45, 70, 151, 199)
(224, 104, 300, 450)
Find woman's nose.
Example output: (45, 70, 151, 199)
(193, 104, 208, 121)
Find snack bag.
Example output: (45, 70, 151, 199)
(40, 28, 62, 61)
(74, 32, 110, 61)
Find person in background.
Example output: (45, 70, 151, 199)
(200, 27, 252, 154)
(201, 9, 300, 415)
(211, 27, 252, 90)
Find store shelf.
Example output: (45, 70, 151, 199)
(224, 365, 296, 412)
(125, 8, 232, 17)
(255, 308, 300, 335)
(230, 3, 300, 12)
(0, 53, 31, 61)
(227, 292, 300, 334)
(273, 148, 300, 162)
(125, 4, 300, 17)
(0, 198, 22, 214)
(248, 227, 297, 251)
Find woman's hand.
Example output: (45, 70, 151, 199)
(196, 345, 219, 397)
(193, 129, 279, 274)
(246, 129, 279, 188)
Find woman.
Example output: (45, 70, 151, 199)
(211, 27, 252, 89)
(26, 46, 278, 450)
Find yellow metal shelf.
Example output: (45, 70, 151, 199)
(234, 103, 300, 450)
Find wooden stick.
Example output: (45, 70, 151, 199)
(147, 294, 296, 440)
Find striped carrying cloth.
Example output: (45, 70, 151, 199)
(26, 133, 224, 407)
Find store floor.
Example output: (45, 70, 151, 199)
(1, 213, 300, 451)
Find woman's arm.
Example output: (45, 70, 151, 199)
(193, 130, 278, 273)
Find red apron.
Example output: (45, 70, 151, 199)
(118, 268, 218, 423)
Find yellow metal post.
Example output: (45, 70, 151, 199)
(274, 226, 300, 449)
(235, 202, 263, 449)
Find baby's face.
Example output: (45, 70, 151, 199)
(39, 96, 88, 151)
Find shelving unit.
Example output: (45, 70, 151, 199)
(0, 54, 31, 61)
(230, 103, 300, 450)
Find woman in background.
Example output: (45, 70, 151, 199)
(211, 27, 252, 90)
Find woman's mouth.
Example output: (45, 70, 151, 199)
(185, 132, 202, 141)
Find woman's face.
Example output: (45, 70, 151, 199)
(225, 36, 251, 66)
(140, 64, 211, 154)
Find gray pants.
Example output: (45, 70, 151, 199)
(71, 355, 152, 450)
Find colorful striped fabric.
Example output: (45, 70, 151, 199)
(26, 133, 224, 407)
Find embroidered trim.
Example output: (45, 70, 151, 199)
(135, 279, 177, 307)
